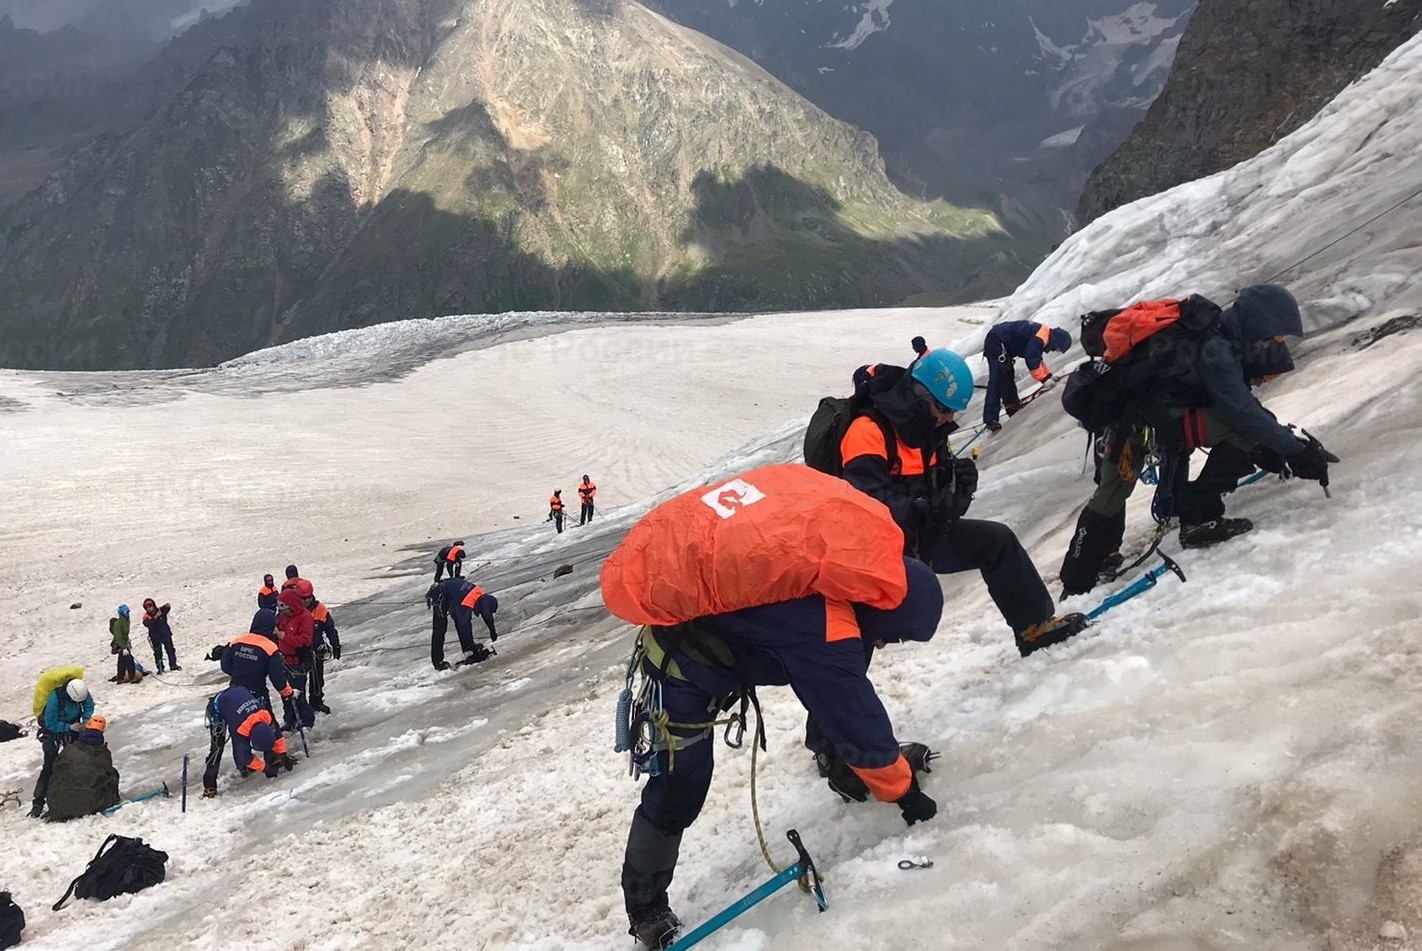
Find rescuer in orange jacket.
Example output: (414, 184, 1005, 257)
(257, 575, 279, 611)
(578, 476, 597, 525)
(303, 587, 341, 715)
(618, 558, 944, 949)
(434, 541, 465, 582)
(549, 490, 566, 533)
(981, 320, 1072, 431)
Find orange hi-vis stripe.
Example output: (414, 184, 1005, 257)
(461, 585, 485, 609)
(824, 599, 860, 643)
(230, 632, 278, 656)
(850, 754, 913, 802)
(447, 546, 463, 563)
(840, 416, 934, 476)
(236, 708, 273, 738)
(312, 603, 330, 623)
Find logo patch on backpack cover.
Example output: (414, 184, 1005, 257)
(700, 479, 765, 519)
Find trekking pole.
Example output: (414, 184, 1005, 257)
(1087, 554, 1186, 622)
(667, 830, 827, 950)
(181, 755, 189, 814)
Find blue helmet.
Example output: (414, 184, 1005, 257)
(117, 604, 130, 617)
(910, 349, 974, 412)
(1048, 327, 1072, 353)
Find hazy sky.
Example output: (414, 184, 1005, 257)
(0, 0, 243, 38)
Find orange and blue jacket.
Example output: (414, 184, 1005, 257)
(311, 602, 341, 652)
(257, 585, 279, 611)
(840, 413, 938, 555)
(578, 481, 597, 502)
(221, 630, 292, 698)
(216, 686, 288, 771)
(989, 320, 1056, 381)
(654, 582, 939, 803)
(549, 494, 564, 512)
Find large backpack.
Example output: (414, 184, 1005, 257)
(0, 892, 23, 950)
(1062, 295, 1222, 434)
(600, 463, 909, 626)
(32, 666, 84, 720)
(52, 835, 168, 910)
(803, 366, 904, 476)
(0, 720, 24, 743)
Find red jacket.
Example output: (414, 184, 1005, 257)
(275, 588, 314, 663)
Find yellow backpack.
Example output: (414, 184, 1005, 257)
(32, 665, 84, 719)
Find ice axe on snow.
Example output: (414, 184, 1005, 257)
(666, 829, 826, 949)
(1086, 553, 1187, 623)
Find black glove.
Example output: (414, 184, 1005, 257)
(931, 456, 978, 522)
(263, 761, 280, 779)
(1251, 445, 1288, 474)
(1287, 440, 1332, 482)
(331, 644, 341, 660)
(896, 776, 938, 826)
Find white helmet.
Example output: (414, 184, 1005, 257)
(66, 679, 89, 702)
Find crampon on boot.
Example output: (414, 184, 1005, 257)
(629, 909, 681, 950)
(1015, 613, 1090, 657)
(1179, 518, 1253, 549)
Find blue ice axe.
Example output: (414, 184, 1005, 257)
(1087, 553, 1187, 622)
(667, 830, 828, 950)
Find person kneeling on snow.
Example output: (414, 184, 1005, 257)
(1059, 284, 1336, 597)
(601, 464, 943, 950)
(202, 685, 292, 797)
(44, 715, 120, 822)
(426, 578, 498, 670)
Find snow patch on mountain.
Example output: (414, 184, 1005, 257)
(827, 0, 894, 50)
(1031, 2, 1193, 114)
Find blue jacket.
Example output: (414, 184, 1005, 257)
(659, 559, 943, 801)
(1187, 284, 1304, 456)
(41, 689, 95, 736)
(220, 633, 290, 696)
(216, 685, 265, 731)
(989, 320, 1057, 373)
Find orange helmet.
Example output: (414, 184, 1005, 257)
(87, 714, 108, 732)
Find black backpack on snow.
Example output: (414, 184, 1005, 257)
(0, 892, 23, 950)
(803, 366, 904, 476)
(0, 720, 24, 743)
(1061, 294, 1223, 437)
(52, 835, 169, 910)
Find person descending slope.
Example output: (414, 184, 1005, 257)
(981, 319, 1072, 432)
(425, 577, 498, 670)
(602, 464, 943, 950)
(202, 685, 292, 796)
(1058, 284, 1336, 596)
(434, 541, 466, 582)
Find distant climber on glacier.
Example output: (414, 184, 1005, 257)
(981, 319, 1072, 432)
(426, 577, 497, 670)
(578, 475, 597, 525)
(1058, 284, 1337, 597)
(434, 541, 465, 582)
(548, 489, 566, 533)
(600, 464, 943, 950)
(257, 574, 280, 610)
(852, 335, 932, 387)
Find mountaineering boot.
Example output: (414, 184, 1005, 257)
(170, 665, 182, 672)
(986, 421, 1003, 433)
(314, 703, 332, 715)
(629, 909, 681, 950)
(1015, 613, 1090, 658)
(1179, 518, 1253, 548)
(1004, 401, 1023, 417)
(202, 786, 218, 799)
(28, 800, 43, 819)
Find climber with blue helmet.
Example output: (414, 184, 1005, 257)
(109, 605, 138, 684)
(981, 319, 1073, 431)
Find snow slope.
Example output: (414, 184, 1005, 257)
(3, 32, 1422, 951)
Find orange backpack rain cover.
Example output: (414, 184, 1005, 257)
(600, 463, 908, 625)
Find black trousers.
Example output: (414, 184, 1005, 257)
(116, 650, 136, 682)
(149, 632, 178, 670)
(580, 500, 595, 524)
(308, 653, 328, 708)
(32, 731, 67, 807)
(621, 676, 721, 920)
(925, 518, 1053, 633)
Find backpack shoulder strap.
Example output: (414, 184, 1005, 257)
(53, 834, 120, 911)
